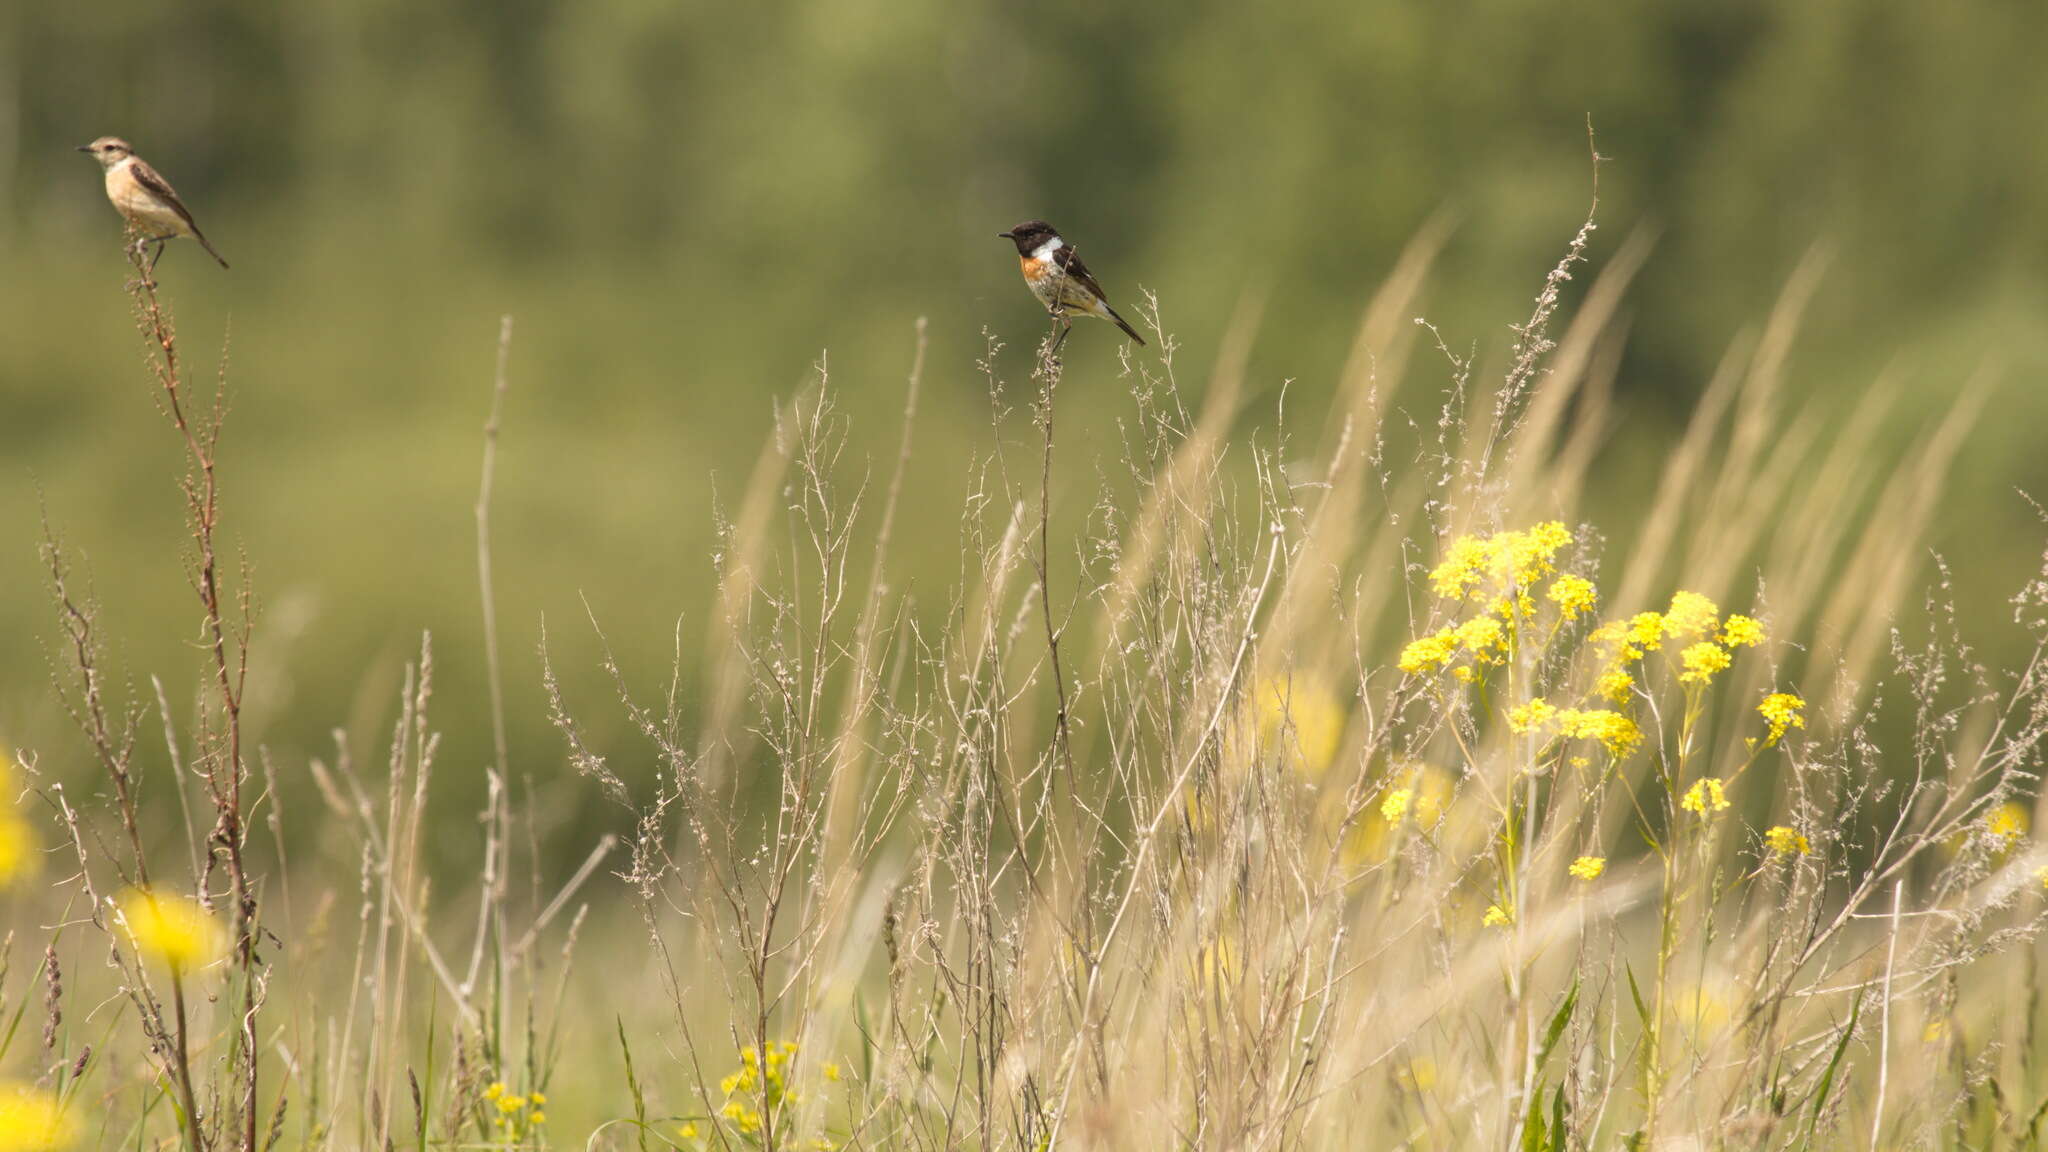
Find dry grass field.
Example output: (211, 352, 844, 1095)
(6, 185, 2048, 1151)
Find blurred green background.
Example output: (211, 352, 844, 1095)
(3, 1, 2046, 870)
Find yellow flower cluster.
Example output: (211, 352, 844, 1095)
(1629, 612, 1666, 652)
(1664, 591, 1720, 639)
(1986, 803, 2029, 849)
(1594, 669, 1634, 703)
(1582, 592, 1778, 697)
(1721, 615, 1766, 648)
(117, 890, 225, 972)
(1763, 825, 1809, 855)
(1366, 772, 1448, 847)
(0, 757, 37, 888)
(1404, 523, 1593, 681)
(1591, 611, 1670, 663)
(1429, 522, 1573, 601)
(1399, 615, 1518, 680)
(1678, 641, 1732, 684)
(1592, 592, 1769, 668)
(1397, 630, 1460, 676)
(1547, 574, 1598, 622)
(1505, 698, 1645, 757)
(1681, 778, 1730, 816)
(720, 1098, 762, 1137)
(1380, 788, 1412, 822)
(1256, 675, 1347, 780)
(710, 1041, 835, 1144)
(1757, 693, 1806, 746)
(1555, 707, 1644, 757)
(1482, 903, 1513, 928)
(482, 1082, 547, 1137)
(1507, 698, 1555, 734)
(0, 1082, 72, 1151)
(1568, 855, 1606, 881)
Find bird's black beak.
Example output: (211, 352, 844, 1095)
(997, 231, 1013, 240)
(75, 144, 93, 153)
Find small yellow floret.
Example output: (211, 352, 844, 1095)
(1547, 574, 1597, 621)
(1720, 615, 1766, 648)
(1428, 523, 1573, 601)
(721, 1098, 763, 1135)
(0, 1081, 72, 1150)
(1455, 616, 1506, 658)
(1555, 708, 1643, 757)
(1508, 698, 1555, 734)
(116, 890, 226, 971)
(1681, 778, 1730, 815)
(1508, 522, 1573, 585)
(1627, 612, 1666, 655)
(823, 1061, 842, 1082)
(1595, 669, 1634, 702)
(1482, 904, 1513, 928)
(1763, 826, 1809, 856)
(1678, 642, 1732, 685)
(1757, 693, 1806, 746)
(1398, 629, 1459, 676)
(1380, 788, 1413, 823)
(1663, 591, 1721, 639)
(1257, 676, 1346, 780)
(1568, 856, 1606, 881)
(1987, 802, 2028, 848)
(0, 757, 34, 886)
(1430, 535, 1493, 599)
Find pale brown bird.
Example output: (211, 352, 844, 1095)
(77, 136, 228, 271)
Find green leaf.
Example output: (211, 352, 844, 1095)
(1538, 976, 1580, 1067)
(1800, 990, 1863, 1149)
(1625, 962, 1652, 1032)
(1520, 1080, 1547, 1152)
(618, 1016, 650, 1152)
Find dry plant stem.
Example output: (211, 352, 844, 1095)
(1046, 530, 1282, 1147)
(126, 241, 261, 1149)
(820, 316, 926, 876)
(468, 316, 516, 1016)
(477, 315, 514, 788)
(40, 526, 149, 889)
(1871, 878, 1902, 1150)
(1474, 119, 1601, 502)
(1032, 312, 1079, 788)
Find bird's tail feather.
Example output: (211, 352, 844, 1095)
(194, 229, 229, 269)
(1105, 304, 1145, 346)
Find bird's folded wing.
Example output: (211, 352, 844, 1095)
(128, 160, 199, 230)
(1050, 246, 1111, 304)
